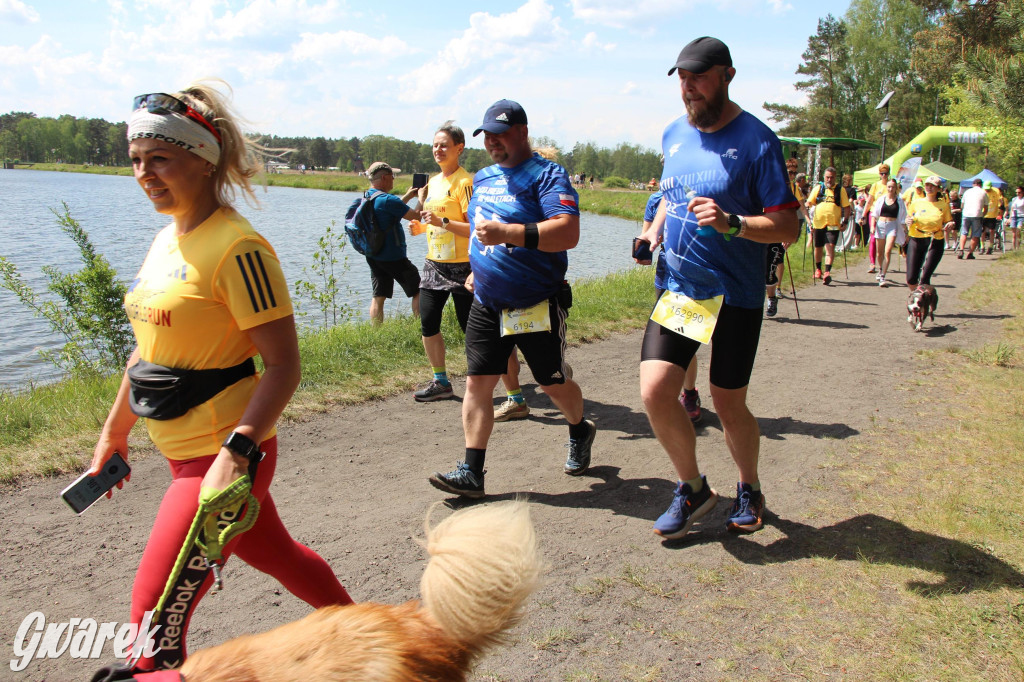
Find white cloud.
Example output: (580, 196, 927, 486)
(582, 32, 616, 51)
(397, 0, 569, 105)
(621, 81, 638, 95)
(569, 0, 698, 29)
(766, 0, 793, 13)
(0, 0, 39, 23)
(209, 0, 344, 42)
(291, 30, 411, 63)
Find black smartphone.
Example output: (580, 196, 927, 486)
(60, 452, 131, 515)
(632, 237, 653, 261)
(412, 173, 428, 189)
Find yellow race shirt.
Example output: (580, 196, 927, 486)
(807, 183, 849, 230)
(124, 208, 293, 459)
(985, 189, 1002, 218)
(869, 179, 889, 200)
(423, 167, 473, 263)
(907, 196, 952, 238)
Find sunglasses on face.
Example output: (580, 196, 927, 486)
(132, 93, 222, 143)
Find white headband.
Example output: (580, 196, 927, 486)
(127, 108, 221, 165)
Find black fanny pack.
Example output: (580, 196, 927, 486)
(127, 357, 256, 421)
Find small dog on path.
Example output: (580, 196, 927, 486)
(907, 285, 938, 332)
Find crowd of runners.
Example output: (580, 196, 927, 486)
(77, 31, 1018, 679)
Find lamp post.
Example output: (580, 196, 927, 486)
(880, 117, 892, 161)
(875, 90, 895, 166)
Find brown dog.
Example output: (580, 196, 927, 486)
(907, 285, 938, 332)
(179, 500, 541, 682)
(91, 500, 541, 682)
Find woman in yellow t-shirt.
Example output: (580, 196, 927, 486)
(904, 175, 955, 293)
(410, 122, 527, 419)
(87, 80, 352, 671)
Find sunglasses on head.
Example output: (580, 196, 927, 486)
(133, 93, 222, 143)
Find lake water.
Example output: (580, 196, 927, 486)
(0, 170, 642, 391)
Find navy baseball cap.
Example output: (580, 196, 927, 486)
(668, 36, 732, 76)
(473, 99, 528, 137)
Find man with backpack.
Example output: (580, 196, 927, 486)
(805, 166, 850, 285)
(355, 161, 422, 323)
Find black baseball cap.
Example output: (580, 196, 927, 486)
(668, 36, 732, 76)
(473, 99, 528, 137)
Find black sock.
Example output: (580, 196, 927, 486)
(815, 261, 822, 270)
(568, 419, 590, 441)
(465, 448, 486, 473)
(824, 264, 832, 272)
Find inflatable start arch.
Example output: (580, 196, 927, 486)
(852, 126, 988, 187)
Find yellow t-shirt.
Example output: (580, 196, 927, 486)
(907, 196, 952, 238)
(807, 183, 849, 230)
(870, 179, 889, 200)
(124, 208, 293, 459)
(985, 189, 1002, 218)
(423, 167, 473, 263)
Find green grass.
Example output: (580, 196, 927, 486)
(757, 247, 1024, 679)
(0, 268, 657, 482)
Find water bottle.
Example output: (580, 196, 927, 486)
(686, 185, 715, 238)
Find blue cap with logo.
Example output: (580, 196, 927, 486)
(473, 99, 528, 137)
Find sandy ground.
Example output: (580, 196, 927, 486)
(0, 249, 1012, 681)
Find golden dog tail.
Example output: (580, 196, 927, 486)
(419, 499, 543, 660)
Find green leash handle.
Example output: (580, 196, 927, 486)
(152, 475, 260, 616)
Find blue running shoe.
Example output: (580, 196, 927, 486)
(653, 476, 718, 540)
(727, 482, 765, 533)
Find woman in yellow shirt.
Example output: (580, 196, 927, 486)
(411, 122, 526, 419)
(88, 81, 352, 671)
(904, 175, 955, 293)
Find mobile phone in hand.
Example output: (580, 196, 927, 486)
(412, 173, 428, 189)
(632, 237, 653, 261)
(60, 452, 130, 515)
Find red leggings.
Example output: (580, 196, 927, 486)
(130, 437, 352, 670)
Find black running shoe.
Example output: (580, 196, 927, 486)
(429, 462, 485, 498)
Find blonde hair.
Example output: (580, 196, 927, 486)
(175, 79, 280, 208)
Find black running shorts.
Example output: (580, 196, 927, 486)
(641, 301, 763, 390)
(465, 298, 570, 386)
(813, 228, 839, 248)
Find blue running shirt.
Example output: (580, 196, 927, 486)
(469, 153, 580, 310)
(660, 111, 796, 308)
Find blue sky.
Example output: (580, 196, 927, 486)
(0, 0, 849, 153)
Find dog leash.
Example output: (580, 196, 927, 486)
(120, 475, 259, 670)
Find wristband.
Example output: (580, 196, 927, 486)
(523, 223, 540, 249)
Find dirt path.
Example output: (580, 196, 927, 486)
(0, 250, 1009, 681)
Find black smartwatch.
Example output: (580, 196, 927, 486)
(222, 431, 263, 465)
(725, 213, 744, 237)
(441, 217, 450, 229)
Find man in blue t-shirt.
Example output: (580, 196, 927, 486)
(635, 37, 799, 541)
(363, 161, 421, 324)
(429, 99, 595, 499)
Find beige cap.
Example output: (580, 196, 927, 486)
(366, 161, 393, 178)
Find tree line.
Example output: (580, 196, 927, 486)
(767, 0, 1023, 184)
(1, 111, 663, 183)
